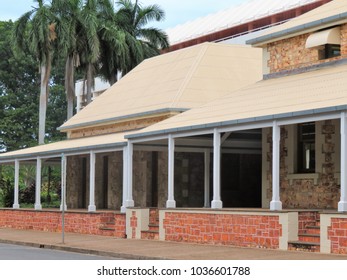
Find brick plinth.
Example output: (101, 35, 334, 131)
(0, 209, 126, 238)
(163, 212, 282, 249)
(328, 218, 347, 254)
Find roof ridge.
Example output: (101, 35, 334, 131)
(169, 44, 209, 107)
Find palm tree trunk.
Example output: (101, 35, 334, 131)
(65, 56, 75, 120)
(86, 63, 93, 105)
(38, 64, 48, 145)
(38, 57, 52, 145)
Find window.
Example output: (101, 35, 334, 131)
(297, 122, 315, 173)
(319, 44, 341, 60)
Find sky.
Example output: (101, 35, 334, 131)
(0, 0, 248, 30)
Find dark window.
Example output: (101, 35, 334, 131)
(297, 122, 315, 173)
(319, 44, 341, 60)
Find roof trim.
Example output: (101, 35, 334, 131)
(246, 12, 347, 45)
(126, 105, 347, 140)
(59, 108, 188, 132)
(0, 141, 127, 162)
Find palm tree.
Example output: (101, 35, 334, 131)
(12, 0, 56, 144)
(51, 0, 84, 120)
(97, 0, 130, 85)
(115, 0, 169, 75)
(98, 0, 169, 85)
(80, 0, 101, 105)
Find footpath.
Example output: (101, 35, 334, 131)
(1, 227, 347, 260)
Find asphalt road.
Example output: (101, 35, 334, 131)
(0, 243, 118, 260)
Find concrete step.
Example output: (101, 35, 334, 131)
(298, 233, 320, 243)
(148, 223, 159, 231)
(288, 241, 320, 253)
(305, 226, 320, 235)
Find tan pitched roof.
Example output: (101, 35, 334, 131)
(127, 63, 347, 139)
(60, 43, 262, 132)
(249, 0, 347, 46)
(0, 132, 128, 162)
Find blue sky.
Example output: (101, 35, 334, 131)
(0, 0, 247, 30)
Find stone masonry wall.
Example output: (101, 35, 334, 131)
(163, 212, 282, 249)
(133, 151, 153, 207)
(68, 114, 177, 139)
(67, 152, 123, 210)
(267, 23, 347, 73)
(0, 209, 126, 238)
(66, 155, 87, 209)
(264, 120, 340, 209)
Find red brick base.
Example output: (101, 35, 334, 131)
(0, 209, 126, 238)
(163, 212, 282, 249)
(328, 218, 347, 254)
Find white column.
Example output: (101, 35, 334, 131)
(166, 134, 176, 208)
(13, 159, 20, 209)
(35, 157, 42, 210)
(88, 151, 96, 212)
(204, 149, 211, 208)
(212, 129, 223, 209)
(270, 121, 282, 210)
(339, 112, 347, 212)
(126, 142, 134, 207)
(121, 146, 128, 213)
(60, 154, 67, 211)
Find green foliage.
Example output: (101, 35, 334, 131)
(0, 166, 14, 207)
(1, 0, 168, 151)
(0, 20, 66, 152)
(0, 21, 40, 151)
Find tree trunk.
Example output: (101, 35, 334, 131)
(38, 65, 48, 145)
(38, 57, 52, 145)
(65, 56, 75, 120)
(86, 63, 93, 105)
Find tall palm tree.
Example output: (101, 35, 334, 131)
(116, 0, 169, 74)
(12, 0, 56, 144)
(51, 0, 84, 120)
(80, 0, 101, 105)
(99, 0, 169, 84)
(97, 0, 130, 85)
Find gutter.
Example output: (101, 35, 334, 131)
(247, 12, 347, 45)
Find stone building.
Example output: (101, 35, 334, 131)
(1, 0, 347, 255)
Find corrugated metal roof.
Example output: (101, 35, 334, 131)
(248, 0, 347, 46)
(166, 0, 318, 45)
(0, 131, 129, 162)
(127, 62, 347, 139)
(59, 43, 262, 132)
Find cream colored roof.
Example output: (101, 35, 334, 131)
(249, 0, 347, 46)
(60, 43, 262, 132)
(128, 63, 347, 139)
(166, 0, 317, 45)
(0, 132, 128, 162)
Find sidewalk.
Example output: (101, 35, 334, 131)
(1, 227, 347, 260)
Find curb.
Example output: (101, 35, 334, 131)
(0, 239, 169, 260)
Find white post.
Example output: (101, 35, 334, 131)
(204, 149, 211, 208)
(166, 134, 176, 208)
(270, 121, 282, 210)
(126, 142, 134, 207)
(60, 154, 67, 211)
(88, 151, 96, 212)
(35, 157, 42, 210)
(121, 146, 128, 213)
(212, 129, 223, 209)
(13, 159, 20, 209)
(339, 112, 347, 212)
